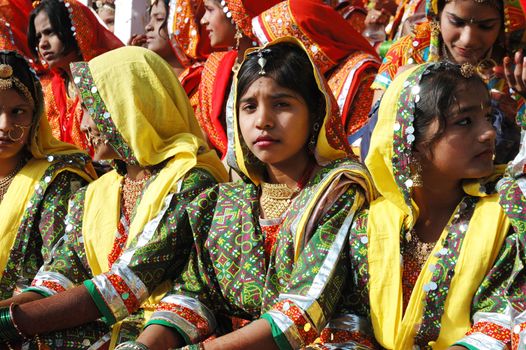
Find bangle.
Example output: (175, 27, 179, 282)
(0, 305, 24, 342)
(114, 341, 150, 350)
(180, 343, 205, 350)
(9, 304, 28, 340)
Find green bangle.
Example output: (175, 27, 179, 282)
(114, 341, 150, 350)
(0, 306, 21, 342)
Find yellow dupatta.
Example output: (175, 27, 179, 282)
(0, 62, 95, 280)
(71, 46, 227, 345)
(229, 37, 376, 262)
(365, 64, 510, 349)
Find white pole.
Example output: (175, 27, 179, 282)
(114, 0, 149, 45)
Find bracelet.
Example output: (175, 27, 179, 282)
(179, 343, 205, 350)
(114, 341, 151, 350)
(9, 304, 28, 340)
(0, 305, 25, 342)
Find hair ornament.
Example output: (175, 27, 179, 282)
(460, 63, 476, 78)
(32, 0, 41, 8)
(0, 63, 35, 106)
(247, 48, 271, 76)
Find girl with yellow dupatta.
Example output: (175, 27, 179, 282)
(0, 46, 227, 349)
(0, 48, 94, 298)
(344, 61, 518, 349)
(119, 37, 375, 350)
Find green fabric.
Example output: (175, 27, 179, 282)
(84, 280, 116, 325)
(145, 319, 191, 345)
(261, 314, 292, 350)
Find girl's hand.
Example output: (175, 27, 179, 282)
(504, 50, 526, 99)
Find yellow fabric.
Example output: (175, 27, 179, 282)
(82, 46, 227, 272)
(365, 64, 510, 349)
(231, 37, 350, 185)
(77, 47, 227, 341)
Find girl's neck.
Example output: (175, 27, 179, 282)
(0, 154, 24, 178)
(125, 163, 151, 180)
(265, 153, 314, 189)
(166, 55, 186, 78)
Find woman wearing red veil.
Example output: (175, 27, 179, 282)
(193, 0, 280, 160)
(28, 0, 123, 151)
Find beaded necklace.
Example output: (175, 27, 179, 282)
(0, 160, 24, 203)
(121, 172, 152, 222)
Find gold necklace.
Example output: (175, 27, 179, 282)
(0, 160, 24, 202)
(404, 228, 436, 268)
(260, 182, 300, 219)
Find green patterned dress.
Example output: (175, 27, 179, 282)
(23, 168, 216, 349)
(146, 158, 372, 349)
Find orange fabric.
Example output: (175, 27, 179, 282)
(41, 73, 88, 151)
(194, 51, 236, 158)
(224, 0, 280, 40)
(0, 0, 32, 56)
(168, 0, 211, 64)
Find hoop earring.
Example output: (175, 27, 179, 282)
(7, 123, 32, 143)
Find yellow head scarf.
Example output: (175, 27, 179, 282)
(0, 50, 94, 281)
(228, 36, 353, 185)
(365, 63, 509, 349)
(71, 45, 228, 272)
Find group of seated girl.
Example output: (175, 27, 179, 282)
(0, 0, 525, 349)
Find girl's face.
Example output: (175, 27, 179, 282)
(238, 76, 311, 168)
(80, 106, 119, 161)
(98, 7, 115, 32)
(145, 1, 174, 59)
(201, 0, 236, 48)
(439, 0, 501, 64)
(416, 81, 496, 184)
(34, 11, 79, 71)
(0, 88, 34, 161)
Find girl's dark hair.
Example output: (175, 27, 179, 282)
(0, 50, 44, 125)
(149, 0, 170, 37)
(236, 42, 326, 133)
(28, 0, 80, 60)
(413, 63, 488, 155)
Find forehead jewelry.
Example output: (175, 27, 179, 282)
(0, 64, 35, 107)
(249, 48, 271, 76)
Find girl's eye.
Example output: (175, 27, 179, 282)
(241, 104, 256, 112)
(13, 108, 27, 115)
(275, 101, 290, 108)
(455, 117, 472, 126)
(479, 24, 496, 31)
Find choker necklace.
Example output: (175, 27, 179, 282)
(0, 159, 25, 202)
(121, 172, 152, 221)
(404, 228, 436, 268)
(260, 162, 315, 219)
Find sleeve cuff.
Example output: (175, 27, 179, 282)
(145, 319, 191, 345)
(261, 313, 293, 350)
(22, 287, 52, 298)
(453, 341, 479, 350)
(84, 280, 116, 325)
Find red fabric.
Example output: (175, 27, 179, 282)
(64, 0, 123, 61)
(288, 0, 378, 62)
(0, 0, 32, 54)
(225, 0, 281, 40)
(51, 71, 79, 145)
(180, 63, 205, 98)
(210, 50, 237, 155)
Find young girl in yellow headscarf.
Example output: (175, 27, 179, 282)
(0, 50, 94, 300)
(119, 37, 376, 350)
(341, 62, 522, 349)
(0, 46, 227, 349)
